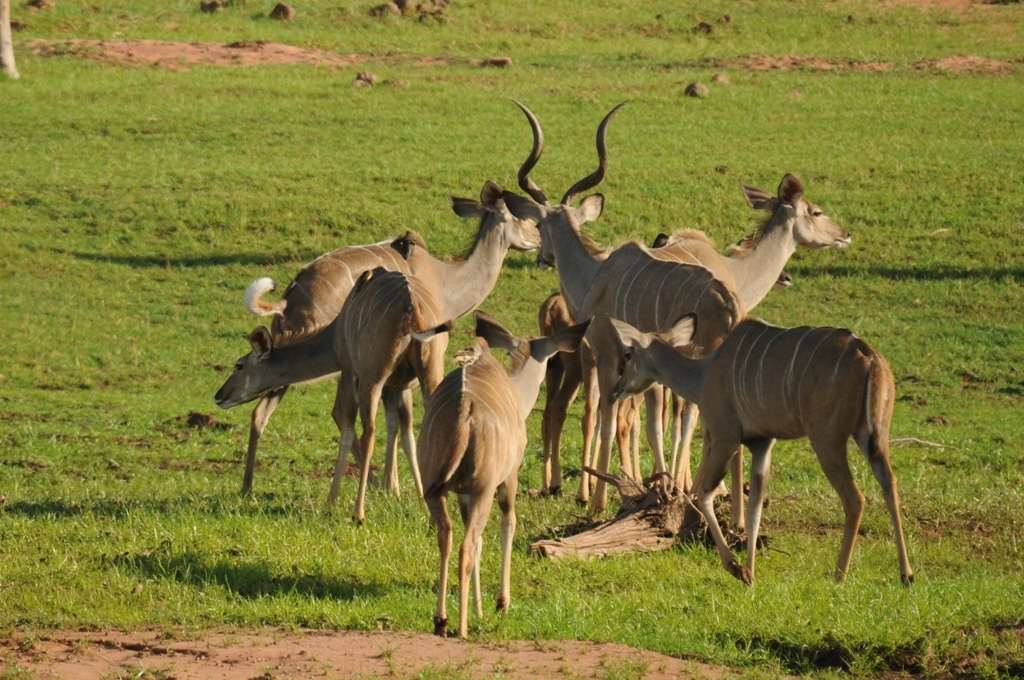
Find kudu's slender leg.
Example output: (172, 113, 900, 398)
(744, 438, 775, 578)
(382, 389, 404, 497)
(629, 398, 641, 481)
(730, 447, 746, 530)
(328, 378, 359, 508)
(644, 387, 668, 475)
(353, 381, 386, 523)
(809, 428, 865, 582)
(459, 493, 496, 638)
(543, 353, 582, 495)
(428, 494, 452, 637)
(397, 388, 424, 499)
(496, 475, 518, 614)
(458, 493, 482, 618)
(242, 386, 288, 495)
(695, 432, 752, 585)
(578, 361, 600, 504)
(591, 390, 617, 513)
(856, 435, 914, 585)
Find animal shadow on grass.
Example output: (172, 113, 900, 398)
(64, 250, 327, 270)
(790, 263, 1024, 282)
(113, 550, 389, 601)
(0, 494, 302, 520)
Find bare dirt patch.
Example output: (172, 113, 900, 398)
(2, 628, 732, 680)
(27, 39, 364, 69)
(913, 54, 1018, 74)
(719, 55, 895, 72)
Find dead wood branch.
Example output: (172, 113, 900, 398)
(530, 469, 745, 560)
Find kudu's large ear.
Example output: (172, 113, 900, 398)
(740, 182, 777, 211)
(777, 174, 804, 207)
(501, 190, 547, 223)
(473, 310, 519, 352)
(547, 318, 592, 355)
(248, 326, 273, 359)
(448, 194, 487, 219)
(479, 180, 504, 210)
(658, 313, 697, 348)
(609, 317, 653, 349)
(572, 193, 604, 225)
(651, 232, 671, 248)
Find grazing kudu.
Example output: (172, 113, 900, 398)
(216, 267, 452, 522)
(420, 311, 590, 638)
(611, 316, 914, 586)
(501, 101, 745, 513)
(227, 181, 539, 501)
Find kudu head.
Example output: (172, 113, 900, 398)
(500, 100, 626, 270)
(739, 174, 851, 250)
(214, 326, 278, 409)
(609, 314, 696, 400)
(448, 180, 541, 254)
(472, 309, 591, 412)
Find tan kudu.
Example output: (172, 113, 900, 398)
(419, 311, 590, 638)
(639, 181, 850, 526)
(216, 267, 452, 522)
(500, 101, 745, 513)
(539, 234, 797, 499)
(611, 316, 914, 586)
(226, 181, 539, 501)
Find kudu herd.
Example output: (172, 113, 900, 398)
(214, 100, 913, 637)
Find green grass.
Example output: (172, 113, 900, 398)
(2, 1, 1024, 678)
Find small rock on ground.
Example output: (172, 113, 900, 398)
(711, 73, 729, 85)
(685, 81, 710, 98)
(269, 2, 295, 20)
(482, 56, 513, 68)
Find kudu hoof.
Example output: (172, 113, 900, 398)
(901, 573, 915, 587)
(727, 560, 753, 586)
(433, 616, 448, 637)
(496, 596, 509, 614)
(351, 515, 365, 526)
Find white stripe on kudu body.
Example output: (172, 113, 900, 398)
(611, 317, 914, 587)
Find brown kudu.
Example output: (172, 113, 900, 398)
(611, 315, 914, 586)
(224, 182, 539, 501)
(500, 101, 745, 513)
(419, 311, 590, 638)
(216, 267, 452, 522)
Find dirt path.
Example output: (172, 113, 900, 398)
(23, 40, 1022, 75)
(2, 629, 734, 680)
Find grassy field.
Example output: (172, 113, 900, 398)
(2, 1, 1023, 677)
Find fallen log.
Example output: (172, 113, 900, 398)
(530, 468, 746, 560)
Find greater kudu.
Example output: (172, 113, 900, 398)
(419, 311, 590, 638)
(501, 102, 745, 513)
(224, 182, 539, 501)
(611, 316, 914, 586)
(216, 267, 452, 522)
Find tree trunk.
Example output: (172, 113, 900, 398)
(0, 0, 18, 80)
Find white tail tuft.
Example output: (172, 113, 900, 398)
(244, 277, 286, 317)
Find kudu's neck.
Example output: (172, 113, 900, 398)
(259, 323, 342, 390)
(548, 217, 601, 321)
(647, 339, 711, 404)
(508, 359, 548, 419)
(426, 217, 508, 320)
(721, 216, 797, 311)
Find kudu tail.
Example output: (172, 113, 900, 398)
(863, 350, 895, 459)
(244, 277, 287, 317)
(423, 400, 474, 500)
